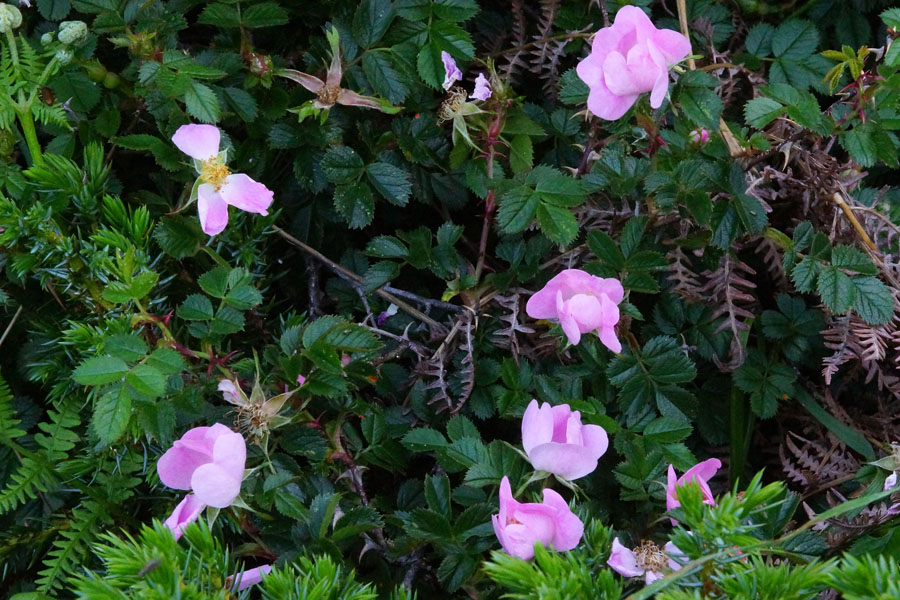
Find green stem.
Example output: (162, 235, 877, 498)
(4, 30, 18, 67)
(729, 387, 753, 487)
(17, 108, 43, 166)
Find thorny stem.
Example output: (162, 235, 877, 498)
(133, 298, 176, 342)
(475, 111, 504, 284)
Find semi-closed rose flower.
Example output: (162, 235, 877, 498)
(491, 476, 584, 560)
(526, 269, 624, 351)
(575, 5, 691, 120)
(163, 493, 205, 540)
(157, 423, 247, 508)
(522, 399, 609, 480)
(666, 458, 721, 512)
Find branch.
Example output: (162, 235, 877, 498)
(272, 226, 445, 330)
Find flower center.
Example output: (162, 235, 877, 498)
(317, 84, 341, 107)
(438, 87, 467, 123)
(200, 159, 231, 191)
(633, 541, 668, 573)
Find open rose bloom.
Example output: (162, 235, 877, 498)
(575, 5, 691, 120)
(522, 400, 608, 480)
(172, 124, 274, 236)
(157, 423, 247, 508)
(608, 537, 683, 583)
(492, 476, 584, 560)
(667, 458, 721, 512)
(526, 269, 624, 351)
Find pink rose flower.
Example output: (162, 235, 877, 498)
(226, 565, 273, 591)
(666, 458, 721, 512)
(171, 124, 274, 236)
(525, 269, 624, 351)
(163, 493, 205, 540)
(608, 537, 683, 584)
(441, 51, 462, 90)
(297, 373, 307, 386)
(491, 476, 584, 560)
(575, 6, 691, 120)
(522, 400, 609, 480)
(157, 423, 247, 508)
(470, 73, 492, 101)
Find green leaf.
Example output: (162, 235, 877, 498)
(536, 203, 579, 246)
(178, 294, 214, 321)
(242, 2, 289, 27)
(362, 53, 408, 105)
(48, 70, 99, 114)
(772, 20, 819, 61)
(322, 147, 365, 184)
(497, 186, 539, 233)
(745, 23, 775, 57)
(794, 388, 875, 460)
(363, 260, 400, 292)
(92, 387, 131, 446)
(353, 0, 394, 47)
(883, 7, 900, 29)
(225, 285, 262, 310)
(129, 271, 158, 299)
(197, 3, 241, 27)
(126, 364, 167, 397)
(587, 230, 626, 270)
(105, 334, 148, 362)
(676, 72, 723, 130)
(37, 0, 71, 20)
(198, 266, 229, 298)
(222, 87, 258, 122)
(509, 135, 534, 175)
(433, 0, 478, 22)
(154, 217, 204, 258)
(733, 193, 768, 235)
(744, 97, 784, 129)
(145, 349, 186, 376)
(402, 428, 449, 451)
(366, 162, 411, 206)
(210, 306, 245, 335)
(817, 266, 857, 313)
(831, 245, 877, 275)
(851, 276, 894, 325)
(184, 82, 220, 124)
(113, 135, 183, 171)
(734, 351, 796, 419)
(528, 166, 586, 207)
(73, 356, 129, 386)
(366, 235, 408, 259)
(643, 417, 692, 443)
(334, 182, 376, 229)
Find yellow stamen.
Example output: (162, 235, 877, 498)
(200, 159, 231, 191)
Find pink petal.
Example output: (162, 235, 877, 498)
(550, 404, 573, 443)
(498, 475, 517, 523)
(492, 514, 511, 555)
(172, 124, 220, 161)
(682, 458, 721, 483)
(611, 5, 654, 41)
(598, 294, 621, 328)
(565, 411, 584, 446)
(594, 278, 625, 304)
(665, 541, 685, 570)
(525, 286, 559, 320)
(522, 400, 554, 455)
(528, 442, 600, 480)
(220, 173, 274, 215)
(191, 462, 242, 508)
(505, 507, 557, 560)
(598, 326, 622, 353)
(651, 29, 692, 64)
(580, 424, 609, 460)
(278, 69, 325, 93)
(647, 41, 671, 109)
(559, 311, 582, 346)
(231, 565, 272, 591)
(441, 51, 462, 90)
(666, 464, 679, 511)
(212, 430, 247, 483)
(197, 184, 229, 236)
(586, 80, 638, 121)
(566, 294, 606, 332)
(645, 570, 663, 584)
(157, 444, 211, 490)
(608, 537, 643, 577)
(164, 494, 205, 540)
(541, 488, 584, 551)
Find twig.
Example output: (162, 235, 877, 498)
(831, 192, 876, 252)
(272, 226, 444, 330)
(597, 0, 610, 27)
(0, 305, 23, 351)
(383, 285, 461, 313)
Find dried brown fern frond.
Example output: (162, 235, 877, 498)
(701, 252, 757, 369)
(499, 0, 529, 80)
(779, 430, 860, 491)
(754, 236, 788, 289)
(415, 312, 476, 413)
(666, 246, 704, 302)
(490, 290, 535, 361)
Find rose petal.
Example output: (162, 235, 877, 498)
(220, 173, 274, 215)
(550, 404, 573, 444)
(522, 400, 554, 455)
(232, 565, 272, 591)
(172, 124, 220, 161)
(541, 488, 584, 551)
(212, 430, 247, 483)
(157, 444, 211, 490)
(580, 424, 609, 460)
(191, 462, 242, 508)
(608, 537, 644, 577)
(528, 442, 600, 480)
(598, 325, 622, 353)
(197, 184, 229, 236)
(164, 494, 205, 540)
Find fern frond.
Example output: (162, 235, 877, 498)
(0, 371, 26, 445)
(31, 101, 72, 131)
(37, 500, 105, 592)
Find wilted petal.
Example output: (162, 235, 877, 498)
(470, 73, 492, 101)
(441, 51, 462, 90)
(172, 124, 220, 161)
(608, 537, 643, 578)
(277, 69, 324, 93)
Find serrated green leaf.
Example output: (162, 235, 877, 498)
(536, 202, 579, 246)
(126, 364, 167, 397)
(334, 181, 376, 229)
(851, 276, 894, 325)
(497, 186, 539, 233)
(366, 162, 411, 206)
(817, 266, 857, 313)
(242, 2, 288, 27)
(74, 356, 129, 386)
(92, 386, 131, 446)
(178, 294, 214, 321)
(184, 81, 220, 124)
(322, 146, 365, 184)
